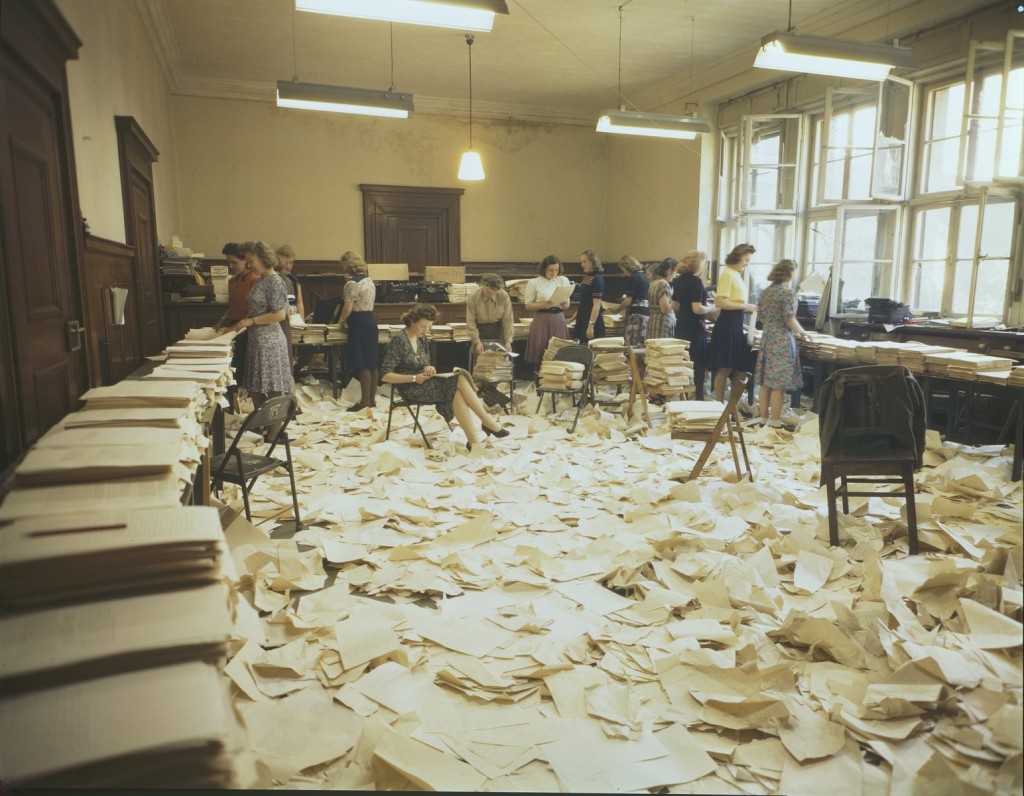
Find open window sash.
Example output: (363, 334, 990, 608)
(958, 38, 1015, 186)
(961, 186, 1019, 327)
(716, 130, 739, 222)
(828, 204, 900, 318)
(994, 31, 1023, 184)
(817, 87, 875, 205)
(742, 114, 802, 213)
(872, 76, 914, 200)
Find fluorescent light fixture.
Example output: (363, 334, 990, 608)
(296, 0, 509, 32)
(276, 80, 413, 118)
(458, 150, 485, 180)
(596, 109, 711, 140)
(754, 31, 916, 81)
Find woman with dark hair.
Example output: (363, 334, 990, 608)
(646, 259, 677, 340)
(574, 249, 605, 344)
(756, 259, 809, 429)
(672, 250, 716, 400)
(615, 255, 649, 348)
(524, 255, 572, 366)
(709, 243, 757, 401)
(380, 304, 508, 450)
(230, 241, 293, 424)
(216, 242, 258, 407)
(338, 251, 378, 412)
(274, 244, 305, 320)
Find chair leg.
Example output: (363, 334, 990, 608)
(385, 401, 396, 440)
(240, 478, 253, 522)
(284, 440, 302, 530)
(569, 388, 585, 433)
(734, 413, 753, 480)
(409, 405, 432, 448)
(824, 470, 839, 547)
(904, 466, 918, 555)
(840, 477, 850, 515)
(535, 394, 544, 416)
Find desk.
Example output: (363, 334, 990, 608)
(294, 342, 345, 398)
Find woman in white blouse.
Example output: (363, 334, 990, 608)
(524, 255, 572, 366)
(338, 251, 378, 411)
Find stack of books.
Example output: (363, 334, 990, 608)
(897, 344, 957, 372)
(538, 360, 586, 390)
(644, 338, 693, 393)
(473, 350, 513, 383)
(666, 400, 724, 434)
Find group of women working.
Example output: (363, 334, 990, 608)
(522, 243, 810, 428)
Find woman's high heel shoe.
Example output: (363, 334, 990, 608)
(482, 424, 509, 439)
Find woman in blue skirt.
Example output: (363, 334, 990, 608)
(339, 251, 379, 411)
(709, 243, 757, 401)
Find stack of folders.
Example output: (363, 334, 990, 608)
(943, 352, 1017, 380)
(0, 507, 248, 787)
(666, 400, 725, 434)
(538, 359, 586, 390)
(644, 338, 693, 393)
(473, 349, 513, 383)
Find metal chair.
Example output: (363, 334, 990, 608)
(384, 383, 452, 448)
(818, 365, 925, 554)
(469, 341, 516, 414)
(535, 344, 594, 433)
(212, 394, 302, 528)
(672, 371, 753, 482)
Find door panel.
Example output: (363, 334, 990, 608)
(131, 176, 160, 354)
(361, 184, 463, 267)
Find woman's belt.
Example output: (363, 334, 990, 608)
(541, 307, 564, 313)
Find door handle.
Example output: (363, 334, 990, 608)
(66, 319, 86, 352)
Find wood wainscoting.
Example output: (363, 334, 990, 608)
(83, 235, 141, 385)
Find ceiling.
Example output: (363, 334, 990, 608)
(137, 0, 995, 125)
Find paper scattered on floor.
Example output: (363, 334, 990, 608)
(223, 382, 1023, 793)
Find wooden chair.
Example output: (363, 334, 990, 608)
(212, 394, 302, 528)
(384, 383, 452, 448)
(672, 372, 753, 482)
(818, 365, 925, 554)
(535, 344, 594, 434)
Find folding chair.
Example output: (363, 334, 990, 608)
(819, 365, 925, 554)
(212, 394, 302, 528)
(469, 341, 516, 414)
(535, 344, 594, 434)
(672, 372, 753, 482)
(384, 383, 452, 448)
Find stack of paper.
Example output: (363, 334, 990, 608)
(513, 320, 531, 339)
(302, 324, 328, 344)
(326, 324, 346, 343)
(897, 344, 957, 372)
(591, 349, 631, 385)
(450, 323, 471, 342)
(539, 360, 585, 390)
(378, 325, 404, 343)
(666, 400, 724, 433)
(447, 284, 478, 303)
(430, 325, 454, 342)
(542, 336, 575, 361)
(210, 265, 230, 303)
(0, 661, 242, 787)
(944, 353, 1017, 380)
(81, 381, 201, 410)
(290, 316, 306, 344)
(645, 338, 693, 392)
(473, 350, 513, 383)
(1007, 366, 1024, 388)
(0, 507, 225, 608)
(504, 279, 529, 302)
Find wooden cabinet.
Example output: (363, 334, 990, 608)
(163, 303, 229, 344)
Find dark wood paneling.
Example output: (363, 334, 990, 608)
(361, 184, 463, 267)
(83, 235, 140, 385)
(0, 0, 87, 469)
(162, 303, 231, 345)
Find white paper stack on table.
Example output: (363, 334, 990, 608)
(302, 323, 328, 344)
(0, 506, 225, 607)
(1007, 366, 1024, 388)
(0, 660, 244, 787)
(666, 399, 725, 434)
(430, 324, 454, 342)
(513, 320, 531, 339)
(539, 360, 585, 390)
(644, 338, 693, 392)
(943, 352, 1017, 380)
(473, 350, 513, 382)
(290, 315, 306, 344)
(450, 322, 470, 342)
(326, 323, 346, 343)
(378, 324, 403, 343)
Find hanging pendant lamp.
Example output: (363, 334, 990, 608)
(458, 35, 485, 181)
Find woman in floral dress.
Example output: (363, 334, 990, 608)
(646, 259, 677, 340)
(755, 259, 810, 428)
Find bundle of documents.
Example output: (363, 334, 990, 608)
(430, 324, 454, 342)
(302, 323, 328, 344)
(450, 322, 470, 342)
(326, 324, 346, 343)
(602, 313, 624, 333)
(290, 316, 306, 344)
(943, 353, 1017, 380)
(504, 279, 529, 302)
(447, 283, 478, 303)
(590, 336, 626, 349)
(378, 325, 404, 343)
(0, 660, 242, 787)
(541, 336, 575, 361)
(81, 381, 201, 410)
(513, 320, 531, 340)
(591, 349, 631, 385)
(539, 360, 585, 390)
(14, 444, 185, 487)
(1007, 366, 1024, 387)
(897, 344, 957, 372)
(666, 400, 725, 433)
(473, 350, 513, 383)
(0, 506, 225, 608)
(644, 337, 693, 392)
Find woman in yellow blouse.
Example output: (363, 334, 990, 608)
(709, 243, 757, 401)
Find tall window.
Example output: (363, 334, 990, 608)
(921, 82, 964, 194)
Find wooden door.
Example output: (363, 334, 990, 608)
(0, 0, 87, 470)
(116, 116, 162, 355)
(361, 185, 464, 269)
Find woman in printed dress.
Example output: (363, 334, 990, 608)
(646, 259, 677, 340)
(755, 259, 810, 428)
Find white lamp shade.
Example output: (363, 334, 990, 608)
(595, 109, 711, 140)
(296, 0, 509, 32)
(458, 150, 485, 180)
(754, 31, 916, 81)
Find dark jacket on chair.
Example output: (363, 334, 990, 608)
(818, 365, 926, 484)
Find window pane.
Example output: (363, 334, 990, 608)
(748, 167, 780, 210)
(851, 105, 877, 147)
(930, 83, 965, 139)
(951, 259, 973, 314)
(915, 207, 951, 261)
(849, 152, 873, 199)
(911, 207, 950, 312)
(921, 82, 965, 193)
(808, 219, 836, 270)
(914, 261, 945, 312)
(923, 137, 960, 192)
(751, 131, 781, 164)
(957, 205, 979, 259)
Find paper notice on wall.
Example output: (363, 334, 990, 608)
(110, 286, 129, 326)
